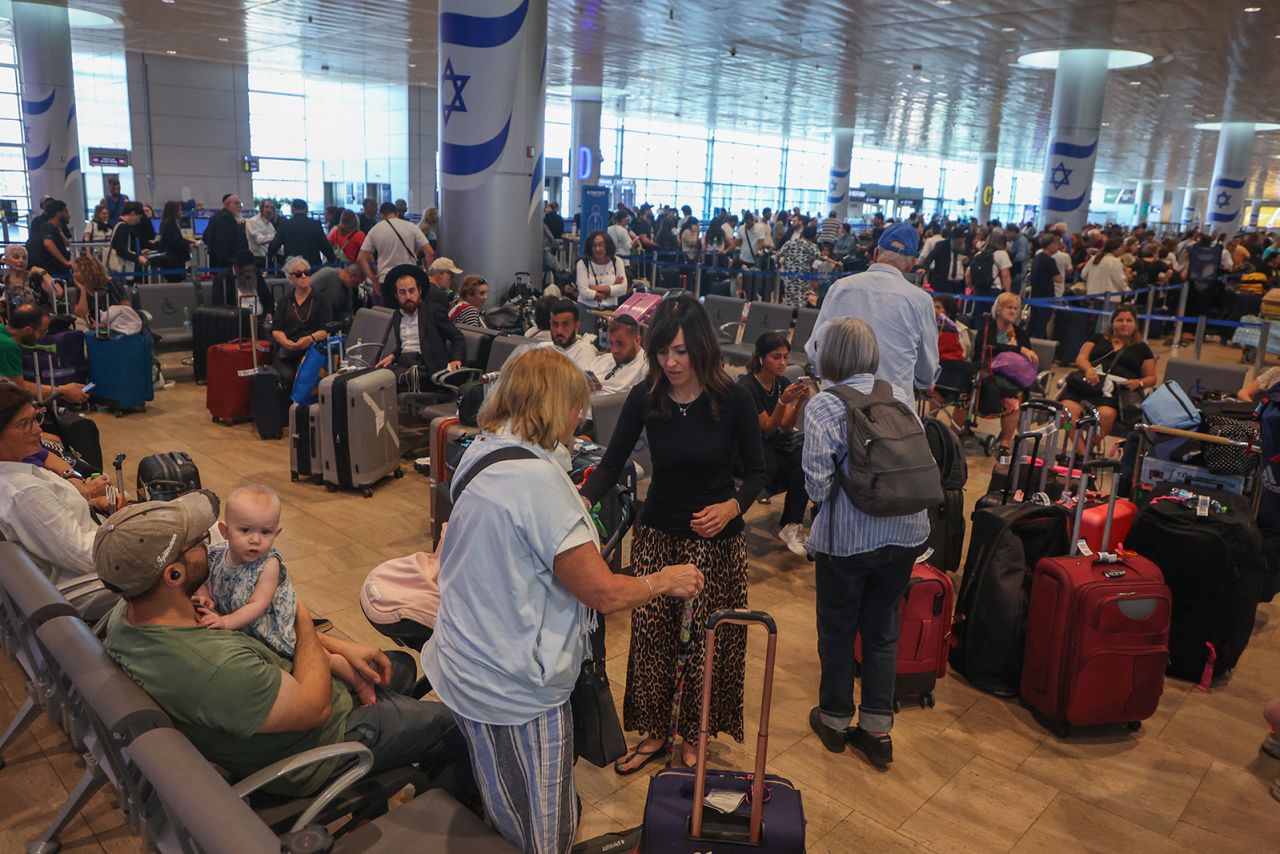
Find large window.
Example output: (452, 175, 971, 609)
(0, 22, 28, 232)
(72, 43, 133, 213)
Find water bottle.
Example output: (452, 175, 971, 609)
(182, 306, 191, 334)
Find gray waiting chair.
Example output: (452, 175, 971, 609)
(1162, 358, 1247, 399)
(1029, 338, 1059, 373)
(485, 333, 535, 373)
(789, 307, 820, 366)
(721, 302, 796, 366)
(334, 788, 519, 853)
(459, 326, 503, 369)
(700, 294, 747, 340)
(346, 306, 396, 366)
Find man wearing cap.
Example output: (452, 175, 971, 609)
(375, 264, 464, 389)
(358, 202, 433, 289)
(806, 221, 939, 402)
(97, 493, 473, 798)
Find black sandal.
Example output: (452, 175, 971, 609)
(613, 743, 670, 776)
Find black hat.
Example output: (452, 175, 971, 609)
(382, 263, 429, 296)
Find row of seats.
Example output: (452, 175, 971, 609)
(0, 542, 513, 853)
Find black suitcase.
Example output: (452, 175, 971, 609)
(251, 366, 286, 439)
(290, 402, 320, 482)
(925, 487, 966, 573)
(192, 305, 249, 383)
(137, 451, 201, 502)
(1127, 484, 1266, 682)
(1054, 308, 1094, 366)
(949, 502, 1072, 696)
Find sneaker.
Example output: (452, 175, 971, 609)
(779, 523, 808, 557)
(847, 726, 893, 769)
(808, 707, 847, 754)
(1262, 731, 1280, 760)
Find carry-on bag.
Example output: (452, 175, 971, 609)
(251, 366, 286, 439)
(1021, 459, 1171, 734)
(950, 501, 1073, 696)
(981, 399, 1069, 506)
(317, 366, 401, 496)
(1141, 380, 1200, 430)
(86, 331, 154, 414)
(640, 610, 805, 853)
(191, 304, 248, 383)
(136, 451, 202, 502)
(21, 327, 88, 386)
(924, 417, 967, 572)
(1127, 484, 1267, 682)
(289, 402, 320, 482)
(855, 556, 954, 709)
(291, 334, 346, 406)
(206, 297, 270, 424)
(25, 344, 103, 472)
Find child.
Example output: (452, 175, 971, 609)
(193, 484, 377, 705)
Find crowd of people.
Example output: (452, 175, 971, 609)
(5, 179, 1280, 853)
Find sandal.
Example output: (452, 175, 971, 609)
(613, 742, 670, 776)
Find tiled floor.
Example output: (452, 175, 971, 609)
(2, 342, 1279, 852)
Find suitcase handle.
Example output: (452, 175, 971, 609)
(690, 609, 777, 845)
(1069, 459, 1121, 555)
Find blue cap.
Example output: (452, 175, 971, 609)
(878, 222, 919, 256)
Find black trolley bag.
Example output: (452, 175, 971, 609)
(136, 451, 201, 501)
(1127, 484, 1268, 682)
(923, 416, 968, 572)
(949, 499, 1073, 696)
(640, 610, 804, 853)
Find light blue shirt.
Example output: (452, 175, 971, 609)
(806, 263, 940, 393)
(422, 432, 598, 725)
(802, 374, 930, 557)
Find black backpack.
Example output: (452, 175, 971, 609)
(924, 416, 967, 491)
(968, 250, 995, 292)
(826, 382, 943, 517)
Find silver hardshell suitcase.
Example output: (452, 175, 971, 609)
(317, 366, 402, 496)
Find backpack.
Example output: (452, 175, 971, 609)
(1187, 244, 1221, 290)
(924, 416, 967, 490)
(968, 250, 995, 293)
(826, 382, 943, 517)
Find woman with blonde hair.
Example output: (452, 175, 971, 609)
(424, 345, 703, 854)
(973, 291, 1038, 456)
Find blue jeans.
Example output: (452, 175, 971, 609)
(814, 544, 917, 733)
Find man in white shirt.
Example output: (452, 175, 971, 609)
(587, 315, 647, 398)
(607, 212, 634, 270)
(548, 298, 598, 371)
(359, 202, 433, 293)
(737, 213, 773, 266)
(244, 199, 278, 262)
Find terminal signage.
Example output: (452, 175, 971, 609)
(579, 185, 609, 253)
(88, 147, 130, 167)
(242, 156, 260, 173)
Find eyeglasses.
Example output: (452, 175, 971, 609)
(288, 270, 308, 279)
(12, 410, 45, 432)
(183, 530, 212, 552)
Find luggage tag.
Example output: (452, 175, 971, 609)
(1195, 495, 1210, 517)
(1076, 539, 1093, 557)
(915, 547, 935, 564)
(703, 790, 746, 814)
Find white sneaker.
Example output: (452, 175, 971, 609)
(779, 524, 808, 557)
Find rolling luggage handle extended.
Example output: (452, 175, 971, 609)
(690, 609, 777, 845)
(1059, 405, 1101, 502)
(1068, 459, 1121, 559)
(1131, 423, 1262, 510)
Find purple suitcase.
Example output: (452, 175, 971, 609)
(22, 329, 88, 386)
(639, 610, 805, 853)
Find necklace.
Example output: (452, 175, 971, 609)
(675, 399, 693, 417)
(292, 293, 314, 323)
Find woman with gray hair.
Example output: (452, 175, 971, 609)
(271, 255, 332, 383)
(801, 316, 929, 771)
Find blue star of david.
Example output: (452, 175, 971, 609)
(1050, 161, 1072, 191)
(829, 178, 839, 193)
(1216, 191, 1231, 209)
(441, 58, 469, 126)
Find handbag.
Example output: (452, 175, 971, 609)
(990, 351, 1037, 389)
(1063, 341, 1133, 398)
(570, 617, 627, 767)
(1202, 414, 1259, 475)
(1141, 380, 1201, 430)
(1113, 384, 1145, 428)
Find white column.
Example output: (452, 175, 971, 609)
(1180, 187, 1199, 229)
(1038, 50, 1109, 233)
(567, 90, 603, 220)
(826, 128, 854, 220)
(437, 0, 547, 304)
(14, 2, 84, 225)
(1207, 121, 1255, 235)
(976, 153, 997, 223)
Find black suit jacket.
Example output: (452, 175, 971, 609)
(380, 293, 466, 373)
(267, 216, 336, 267)
(203, 209, 248, 268)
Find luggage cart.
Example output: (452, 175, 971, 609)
(1130, 423, 1262, 513)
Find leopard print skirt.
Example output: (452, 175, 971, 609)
(622, 524, 748, 744)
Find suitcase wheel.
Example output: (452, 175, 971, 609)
(361, 487, 374, 498)
(1127, 721, 1142, 731)
(325, 484, 337, 493)
(982, 434, 997, 457)
(290, 473, 299, 482)
(211, 416, 218, 423)
(115, 411, 124, 418)
(392, 468, 404, 479)
(922, 693, 936, 709)
(892, 698, 901, 713)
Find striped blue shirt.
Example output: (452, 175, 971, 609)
(802, 374, 930, 557)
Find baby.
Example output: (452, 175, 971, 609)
(193, 484, 377, 705)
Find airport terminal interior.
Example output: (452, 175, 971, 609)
(2, 1, 1280, 852)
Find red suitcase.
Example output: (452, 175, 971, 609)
(855, 559, 954, 710)
(1020, 460, 1171, 735)
(206, 338, 270, 423)
(1076, 495, 1138, 553)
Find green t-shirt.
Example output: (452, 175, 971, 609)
(104, 602, 353, 796)
(0, 324, 21, 379)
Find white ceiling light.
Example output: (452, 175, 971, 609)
(165, 50, 177, 55)
(1015, 49, 1154, 70)
(217, 37, 229, 42)
(67, 9, 117, 27)
(1001, 27, 1016, 32)
(1129, 80, 1142, 86)
(1195, 121, 1280, 130)
(1244, 6, 1262, 12)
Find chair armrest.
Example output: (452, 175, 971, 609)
(717, 321, 742, 343)
(232, 741, 375, 833)
(430, 367, 480, 390)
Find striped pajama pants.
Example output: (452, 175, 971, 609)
(454, 703, 578, 854)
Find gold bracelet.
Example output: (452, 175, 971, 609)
(642, 576, 654, 601)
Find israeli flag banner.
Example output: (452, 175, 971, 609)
(1039, 131, 1097, 228)
(827, 167, 849, 208)
(1208, 172, 1246, 228)
(439, 0, 533, 192)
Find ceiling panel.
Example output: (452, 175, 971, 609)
(51, 0, 1280, 198)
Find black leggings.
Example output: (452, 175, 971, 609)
(763, 440, 809, 527)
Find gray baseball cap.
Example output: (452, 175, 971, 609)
(93, 491, 219, 597)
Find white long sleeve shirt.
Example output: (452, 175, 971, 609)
(244, 214, 277, 258)
(0, 461, 97, 581)
(576, 257, 628, 308)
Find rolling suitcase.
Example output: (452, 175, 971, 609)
(317, 366, 401, 497)
(950, 501, 1073, 696)
(429, 415, 482, 542)
(1021, 460, 1171, 734)
(206, 297, 270, 425)
(191, 304, 248, 383)
(854, 557, 954, 709)
(22, 328, 88, 386)
(640, 610, 805, 853)
(1127, 484, 1266, 682)
(136, 451, 202, 502)
(86, 332, 154, 414)
(289, 402, 321, 482)
(251, 366, 286, 439)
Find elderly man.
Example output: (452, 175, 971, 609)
(203, 193, 248, 269)
(375, 265, 464, 390)
(244, 199, 279, 264)
(95, 492, 474, 798)
(587, 314, 647, 398)
(806, 222, 939, 401)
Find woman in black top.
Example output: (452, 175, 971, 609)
(271, 256, 332, 383)
(974, 291, 1039, 456)
(582, 295, 765, 772)
(152, 201, 193, 282)
(736, 331, 811, 556)
(1059, 304, 1156, 450)
(105, 202, 149, 278)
